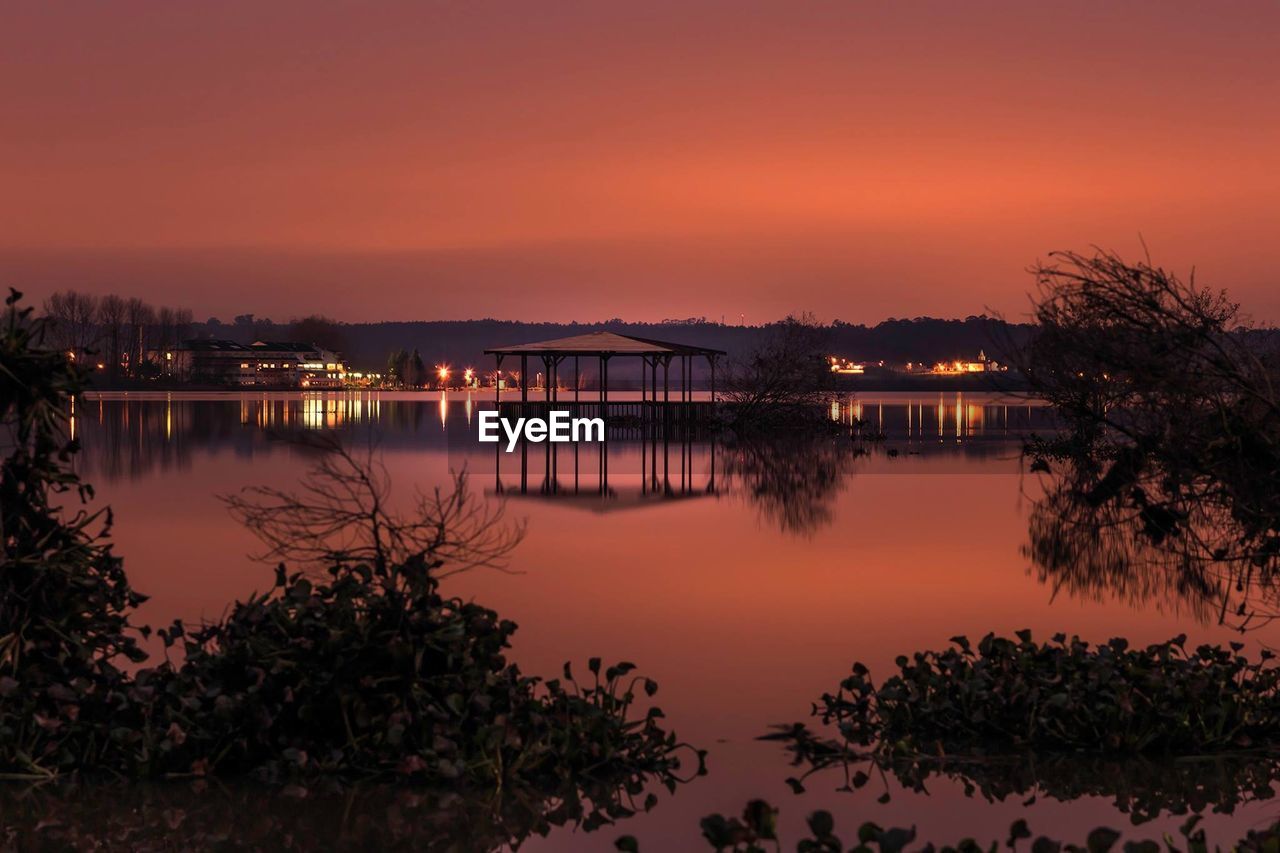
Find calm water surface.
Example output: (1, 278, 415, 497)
(62, 391, 1280, 849)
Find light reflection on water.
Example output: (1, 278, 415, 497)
(829, 394, 1042, 440)
(69, 390, 1055, 484)
(74, 389, 1050, 438)
(60, 391, 1280, 851)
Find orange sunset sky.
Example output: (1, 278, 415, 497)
(2, 1, 1277, 323)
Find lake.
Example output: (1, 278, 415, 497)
(54, 390, 1279, 849)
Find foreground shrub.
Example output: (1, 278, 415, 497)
(140, 560, 699, 789)
(752, 636, 1280, 828)
(817, 632, 1280, 755)
(0, 290, 148, 776)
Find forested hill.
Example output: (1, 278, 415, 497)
(189, 315, 1034, 373)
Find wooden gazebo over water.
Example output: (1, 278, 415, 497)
(484, 332, 725, 412)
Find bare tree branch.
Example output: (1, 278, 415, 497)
(223, 434, 526, 578)
(1014, 248, 1280, 630)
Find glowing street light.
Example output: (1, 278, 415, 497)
(437, 365, 451, 386)
(463, 367, 474, 386)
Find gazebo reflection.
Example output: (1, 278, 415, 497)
(490, 433, 718, 511)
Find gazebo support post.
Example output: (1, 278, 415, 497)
(652, 358, 658, 415)
(662, 356, 670, 431)
(598, 354, 609, 419)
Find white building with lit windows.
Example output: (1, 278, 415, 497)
(171, 339, 348, 387)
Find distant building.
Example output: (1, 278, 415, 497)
(829, 356, 865, 375)
(169, 339, 348, 387)
(178, 339, 253, 385)
(249, 341, 347, 389)
(143, 345, 194, 379)
(828, 356, 886, 375)
(929, 350, 1006, 375)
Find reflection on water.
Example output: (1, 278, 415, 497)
(829, 395, 1047, 441)
(73, 392, 1057, 473)
(64, 392, 1280, 849)
(6, 750, 1273, 850)
(1025, 452, 1280, 631)
(1027, 483, 1225, 626)
(720, 434, 862, 534)
(895, 753, 1280, 825)
(769, 724, 1279, 826)
(0, 777, 665, 850)
(72, 392, 1059, 534)
(75, 391, 1270, 618)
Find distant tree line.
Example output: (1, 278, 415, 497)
(215, 313, 348, 353)
(40, 292, 355, 383)
(42, 293, 1047, 380)
(175, 314, 1034, 375)
(42, 290, 194, 380)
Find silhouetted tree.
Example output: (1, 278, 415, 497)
(385, 349, 408, 387)
(1016, 249, 1280, 629)
(721, 313, 835, 429)
(288, 315, 347, 353)
(156, 306, 177, 353)
(124, 297, 154, 377)
(42, 290, 99, 359)
(223, 436, 524, 578)
(173, 307, 193, 345)
(408, 348, 426, 388)
(96, 295, 127, 379)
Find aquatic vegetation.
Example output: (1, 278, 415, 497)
(813, 633, 1280, 755)
(142, 562, 700, 787)
(619, 799, 1280, 853)
(0, 290, 702, 832)
(755, 635, 1280, 824)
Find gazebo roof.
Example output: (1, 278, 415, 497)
(484, 331, 724, 357)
